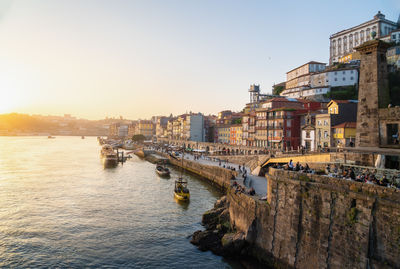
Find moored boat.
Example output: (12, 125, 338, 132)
(100, 144, 118, 168)
(156, 164, 170, 177)
(174, 178, 190, 201)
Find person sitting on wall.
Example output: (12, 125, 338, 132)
(304, 163, 310, 173)
(288, 159, 294, 170)
(349, 168, 356, 180)
(379, 175, 389, 187)
(325, 164, 331, 174)
(295, 162, 300, 171)
(248, 187, 256, 196)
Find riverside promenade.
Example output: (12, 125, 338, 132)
(153, 149, 268, 196)
(184, 154, 268, 196)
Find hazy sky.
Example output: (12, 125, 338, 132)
(0, 0, 399, 119)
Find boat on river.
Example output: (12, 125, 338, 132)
(48, 135, 55, 139)
(100, 144, 118, 168)
(174, 151, 189, 201)
(174, 178, 190, 201)
(156, 163, 170, 177)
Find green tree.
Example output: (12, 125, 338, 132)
(232, 118, 242, 124)
(132, 134, 146, 142)
(272, 85, 285, 95)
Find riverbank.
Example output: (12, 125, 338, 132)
(145, 149, 400, 268)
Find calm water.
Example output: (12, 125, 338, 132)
(0, 136, 239, 268)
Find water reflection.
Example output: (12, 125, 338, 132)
(0, 136, 241, 268)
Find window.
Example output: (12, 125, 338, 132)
(343, 77, 346, 81)
(351, 77, 354, 80)
(334, 78, 337, 81)
(342, 71, 345, 74)
(324, 131, 328, 138)
(350, 70, 353, 74)
(306, 131, 310, 138)
(324, 120, 328, 126)
(317, 120, 321, 126)
(334, 71, 337, 75)
(286, 130, 291, 137)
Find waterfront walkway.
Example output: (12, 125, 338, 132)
(181, 154, 268, 197)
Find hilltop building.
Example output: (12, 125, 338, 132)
(329, 11, 400, 64)
(244, 84, 276, 112)
(280, 61, 326, 98)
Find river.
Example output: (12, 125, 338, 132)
(0, 136, 241, 268)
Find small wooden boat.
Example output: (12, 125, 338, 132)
(81, 136, 85, 139)
(48, 135, 55, 139)
(156, 164, 170, 177)
(174, 178, 190, 201)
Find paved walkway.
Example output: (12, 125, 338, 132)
(182, 153, 268, 197)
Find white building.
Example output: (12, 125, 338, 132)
(118, 125, 129, 138)
(389, 29, 400, 44)
(281, 61, 326, 98)
(187, 114, 205, 142)
(282, 66, 359, 99)
(330, 11, 399, 64)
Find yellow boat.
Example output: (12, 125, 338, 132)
(174, 178, 190, 201)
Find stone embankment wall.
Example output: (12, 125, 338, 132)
(159, 152, 236, 191)
(212, 155, 270, 172)
(228, 168, 400, 269)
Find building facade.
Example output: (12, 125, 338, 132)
(315, 114, 331, 148)
(281, 61, 326, 98)
(330, 11, 399, 64)
(332, 122, 356, 147)
(135, 120, 154, 139)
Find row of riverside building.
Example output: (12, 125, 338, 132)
(109, 11, 400, 151)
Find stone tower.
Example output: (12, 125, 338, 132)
(354, 40, 391, 148)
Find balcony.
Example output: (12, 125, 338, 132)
(267, 125, 283, 129)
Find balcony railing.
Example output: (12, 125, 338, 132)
(255, 126, 267, 130)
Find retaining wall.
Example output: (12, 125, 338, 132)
(228, 168, 400, 268)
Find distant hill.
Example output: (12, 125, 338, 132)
(0, 113, 57, 133)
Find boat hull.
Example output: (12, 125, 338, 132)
(174, 192, 190, 201)
(156, 170, 170, 177)
(102, 157, 118, 168)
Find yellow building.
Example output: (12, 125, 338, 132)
(217, 125, 230, 144)
(338, 52, 360, 63)
(230, 124, 242, 145)
(136, 120, 154, 140)
(332, 122, 356, 147)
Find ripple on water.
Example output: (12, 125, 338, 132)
(0, 137, 242, 268)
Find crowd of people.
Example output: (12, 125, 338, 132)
(272, 159, 399, 189)
(325, 164, 399, 188)
(232, 180, 256, 196)
(280, 159, 314, 174)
